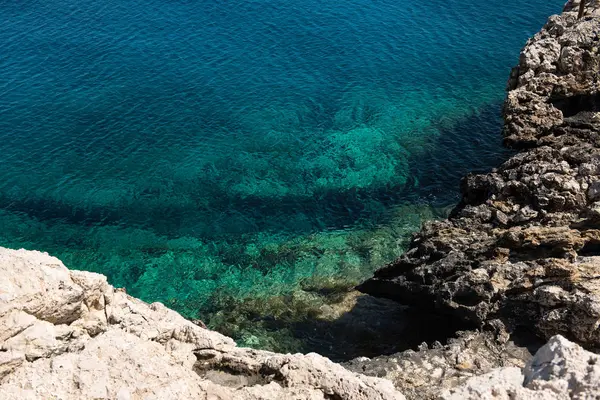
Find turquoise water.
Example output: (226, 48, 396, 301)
(1, 0, 561, 354)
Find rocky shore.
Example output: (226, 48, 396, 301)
(1, 247, 599, 399)
(354, 0, 600, 396)
(360, 0, 600, 344)
(2, 2, 600, 399)
(0, 248, 402, 399)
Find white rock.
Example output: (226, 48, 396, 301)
(441, 335, 600, 399)
(440, 367, 525, 400)
(524, 335, 600, 397)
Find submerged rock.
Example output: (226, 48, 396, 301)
(0, 247, 404, 400)
(359, 3, 600, 349)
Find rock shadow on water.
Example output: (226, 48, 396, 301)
(405, 102, 514, 207)
(293, 294, 477, 362)
(210, 290, 476, 363)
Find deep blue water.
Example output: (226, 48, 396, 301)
(1, 0, 562, 351)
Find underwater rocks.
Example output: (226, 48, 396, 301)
(359, 4, 600, 348)
(0, 247, 403, 400)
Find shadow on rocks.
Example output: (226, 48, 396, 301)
(288, 293, 478, 362)
(207, 290, 475, 363)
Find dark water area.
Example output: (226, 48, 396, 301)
(0, 0, 562, 354)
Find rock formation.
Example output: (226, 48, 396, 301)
(0, 248, 403, 399)
(348, 332, 600, 400)
(359, 2, 600, 349)
(344, 330, 534, 399)
(441, 334, 600, 399)
(2, 246, 597, 400)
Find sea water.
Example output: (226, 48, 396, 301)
(0, 0, 562, 356)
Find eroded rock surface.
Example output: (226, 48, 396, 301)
(359, 3, 600, 349)
(441, 335, 600, 399)
(0, 247, 404, 400)
(344, 330, 535, 400)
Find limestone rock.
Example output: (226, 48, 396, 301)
(0, 247, 404, 400)
(441, 367, 525, 400)
(441, 335, 600, 399)
(344, 330, 533, 400)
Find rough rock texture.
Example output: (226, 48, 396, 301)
(0, 247, 404, 400)
(344, 330, 535, 400)
(359, 2, 600, 349)
(441, 335, 600, 399)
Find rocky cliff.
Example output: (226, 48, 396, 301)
(2, 247, 600, 399)
(350, 1, 600, 397)
(360, 1, 600, 348)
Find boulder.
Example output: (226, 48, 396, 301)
(441, 335, 600, 399)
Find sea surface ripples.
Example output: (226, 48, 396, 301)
(0, 0, 562, 355)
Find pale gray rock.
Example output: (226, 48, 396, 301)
(344, 330, 534, 400)
(441, 367, 525, 400)
(0, 247, 404, 400)
(441, 335, 600, 400)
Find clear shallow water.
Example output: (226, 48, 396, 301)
(1, 0, 562, 354)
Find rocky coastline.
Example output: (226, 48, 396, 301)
(2, 2, 600, 399)
(360, 0, 600, 346)
(354, 0, 600, 396)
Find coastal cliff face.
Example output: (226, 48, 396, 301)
(2, 3, 600, 400)
(360, 2, 600, 348)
